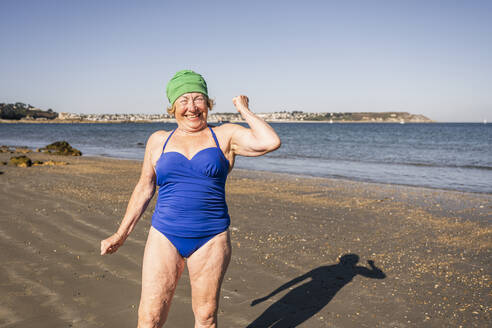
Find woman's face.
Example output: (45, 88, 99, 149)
(174, 92, 208, 131)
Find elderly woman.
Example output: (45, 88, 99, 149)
(100, 70, 281, 328)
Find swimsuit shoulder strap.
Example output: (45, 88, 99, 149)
(209, 126, 230, 167)
(209, 126, 221, 149)
(162, 129, 176, 151)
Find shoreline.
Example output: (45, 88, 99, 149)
(3, 147, 491, 195)
(1, 153, 490, 327)
(64, 155, 492, 196)
(232, 166, 492, 196)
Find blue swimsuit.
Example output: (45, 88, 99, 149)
(151, 126, 230, 257)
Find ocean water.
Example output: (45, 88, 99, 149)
(1, 122, 491, 193)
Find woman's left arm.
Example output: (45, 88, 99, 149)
(230, 95, 281, 157)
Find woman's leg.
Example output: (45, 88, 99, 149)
(138, 227, 185, 328)
(187, 230, 232, 328)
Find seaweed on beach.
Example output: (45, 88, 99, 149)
(8, 155, 32, 167)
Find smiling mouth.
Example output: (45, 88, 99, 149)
(185, 113, 202, 119)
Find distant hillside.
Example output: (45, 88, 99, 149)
(210, 111, 433, 123)
(298, 111, 433, 122)
(0, 102, 58, 120)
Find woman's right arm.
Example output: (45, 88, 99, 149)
(100, 132, 160, 255)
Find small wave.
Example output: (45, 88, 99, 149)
(394, 162, 492, 171)
(459, 165, 492, 170)
(265, 154, 492, 171)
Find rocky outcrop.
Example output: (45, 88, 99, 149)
(0, 102, 58, 120)
(38, 141, 82, 156)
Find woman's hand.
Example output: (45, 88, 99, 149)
(232, 95, 250, 113)
(100, 232, 126, 255)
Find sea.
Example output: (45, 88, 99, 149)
(1, 122, 491, 194)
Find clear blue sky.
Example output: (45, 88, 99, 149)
(1, 0, 491, 122)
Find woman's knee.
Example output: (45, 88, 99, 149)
(138, 304, 167, 328)
(193, 302, 218, 326)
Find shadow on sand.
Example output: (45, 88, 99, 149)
(247, 254, 386, 328)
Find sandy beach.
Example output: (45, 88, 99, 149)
(0, 152, 490, 327)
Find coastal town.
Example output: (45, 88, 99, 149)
(1, 102, 433, 123)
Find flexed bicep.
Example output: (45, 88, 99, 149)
(230, 95, 281, 157)
(231, 124, 273, 157)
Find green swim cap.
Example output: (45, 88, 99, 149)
(166, 70, 208, 105)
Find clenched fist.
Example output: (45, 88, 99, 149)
(232, 95, 250, 112)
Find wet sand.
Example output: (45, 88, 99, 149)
(0, 153, 490, 327)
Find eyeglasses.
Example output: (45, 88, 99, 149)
(178, 96, 206, 106)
